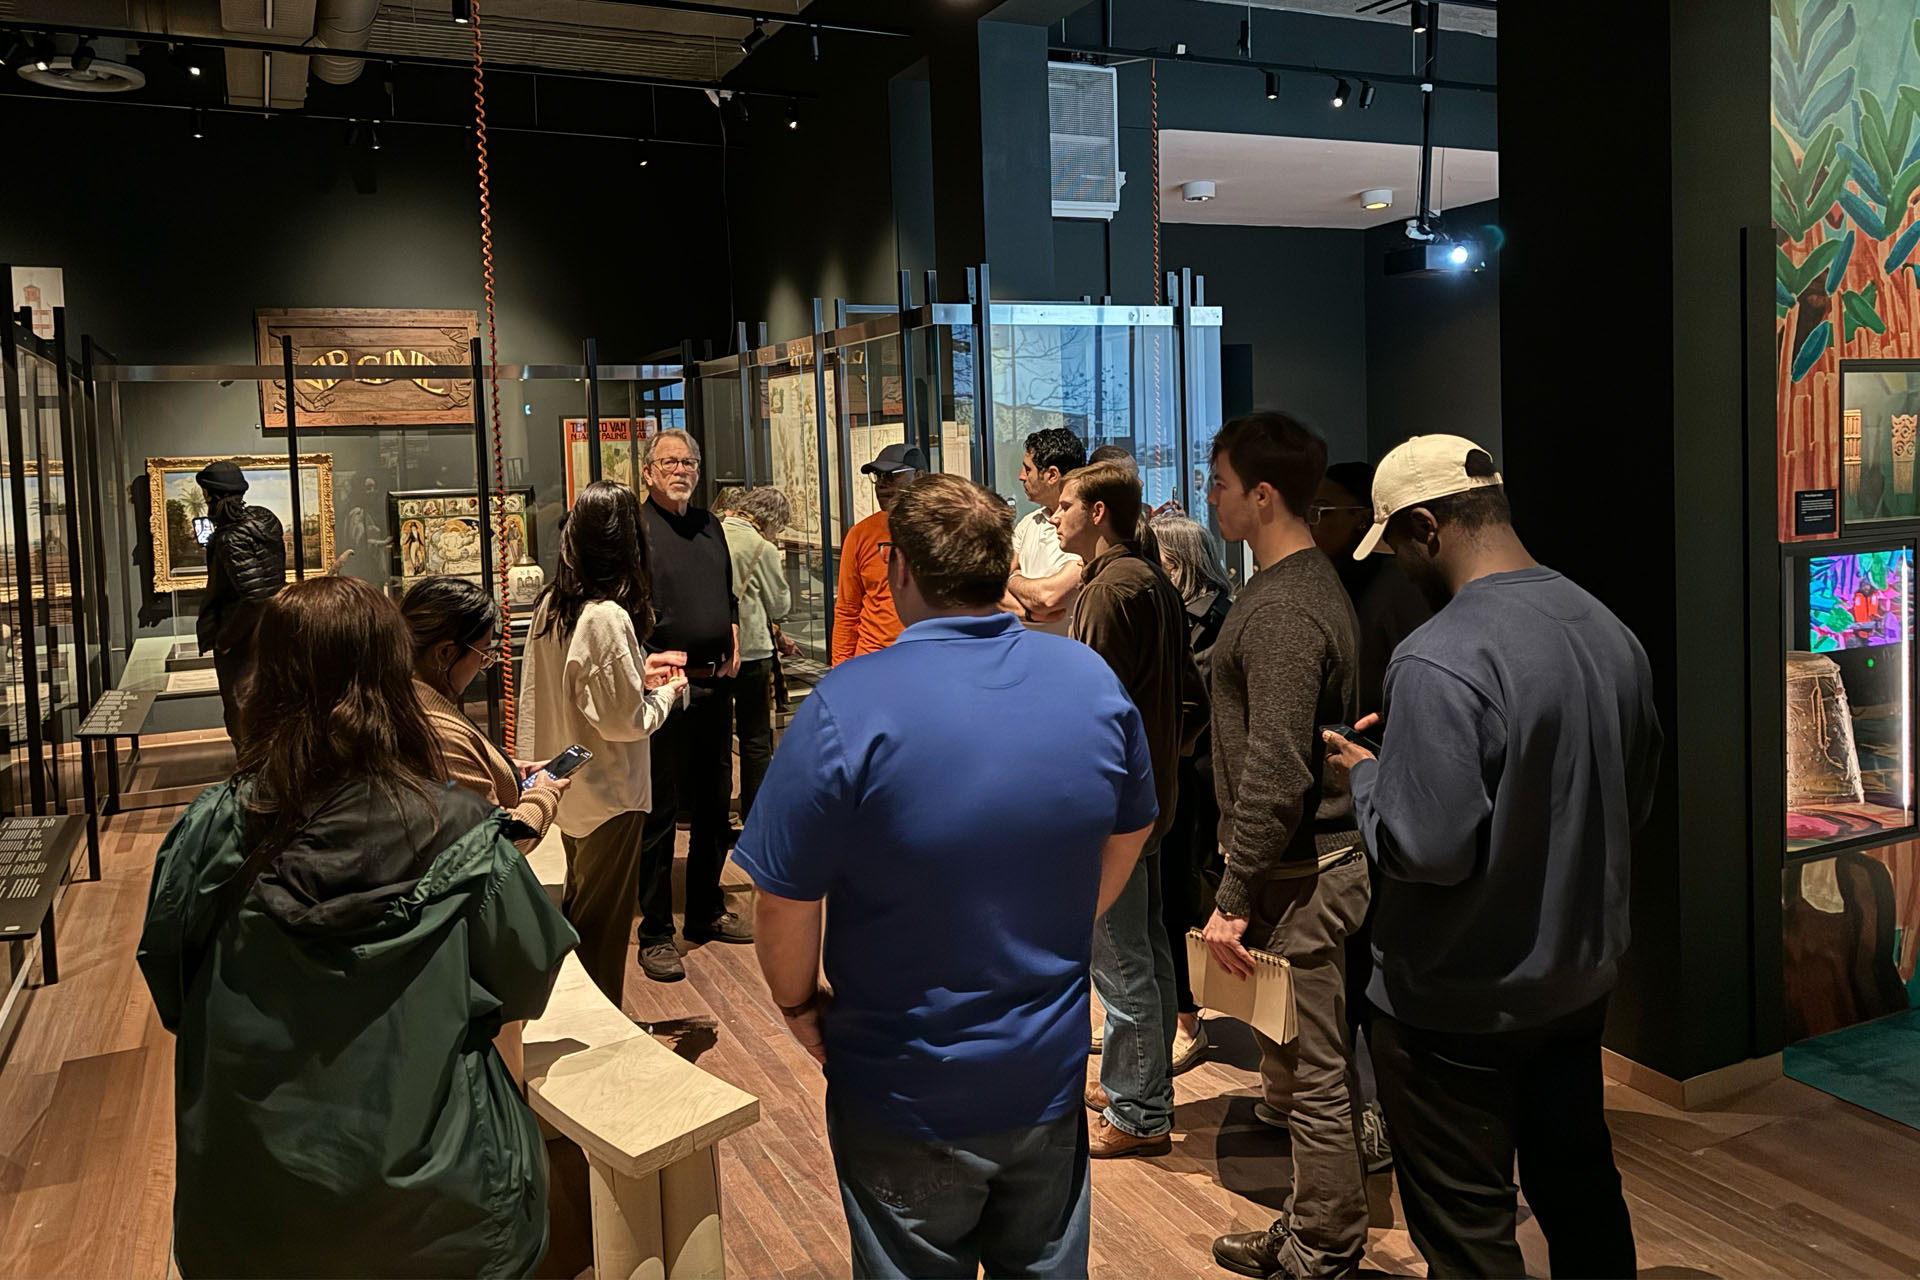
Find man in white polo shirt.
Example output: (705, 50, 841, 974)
(1002, 427, 1087, 634)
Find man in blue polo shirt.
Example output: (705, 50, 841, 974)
(734, 472, 1158, 1280)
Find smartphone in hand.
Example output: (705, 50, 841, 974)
(522, 744, 593, 790)
(1321, 723, 1382, 756)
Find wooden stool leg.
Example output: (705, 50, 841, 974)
(588, 1157, 666, 1280)
(660, 1148, 724, 1278)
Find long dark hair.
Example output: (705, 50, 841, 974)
(400, 576, 498, 696)
(535, 480, 653, 642)
(236, 576, 444, 828)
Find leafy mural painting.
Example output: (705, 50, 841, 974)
(1774, 0, 1920, 538)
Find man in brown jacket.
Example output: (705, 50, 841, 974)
(1052, 461, 1208, 1159)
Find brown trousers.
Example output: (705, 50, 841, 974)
(1249, 852, 1373, 1276)
(560, 809, 649, 1008)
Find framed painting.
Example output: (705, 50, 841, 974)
(148, 454, 334, 593)
(257, 307, 478, 429)
(388, 487, 534, 594)
(563, 417, 656, 506)
(0, 461, 74, 603)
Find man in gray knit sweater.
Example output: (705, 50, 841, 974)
(1201, 412, 1371, 1280)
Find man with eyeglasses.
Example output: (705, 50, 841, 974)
(638, 428, 750, 984)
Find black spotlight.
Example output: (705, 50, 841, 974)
(635, 138, 651, 168)
(0, 40, 23, 68)
(1237, 18, 1251, 56)
(740, 18, 767, 54)
(1332, 77, 1350, 108)
(785, 99, 799, 130)
(1264, 71, 1278, 101)
(735, 94, 750, 123)
(810, 29, 820, 60)
(1359, 81, 1376, 109)
(1411, 1, 1429, 33)
(69, 38, 95, 72)
(191, 107, 207, 139)
(369, 121, 382, 151)
(452, 0, 470, 25)
(174, 44, 204, 77)
(31, 35, 54, 72)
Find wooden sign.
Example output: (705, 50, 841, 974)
(256, 307, 478, 429)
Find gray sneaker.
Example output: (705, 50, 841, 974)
(640, 941, 685, 983)
(1360, 1100, 1394, 1174)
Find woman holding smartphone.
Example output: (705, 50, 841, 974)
(403, 575, 571, 852)
(520, 480, 689, 1006)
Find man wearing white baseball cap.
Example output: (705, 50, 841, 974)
(1322, 434, 1663, 1279)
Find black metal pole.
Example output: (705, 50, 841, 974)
(811, 298, 837, 659)
(52, 312, 98, 878)
(585, 337, 603, 484)
(2, 291, 48, 814)
(281, 334, 305, 581)
(1418, 10, 1439, 230)
(470, 338, 501, 745)
(737, 321, 755, 488)
(1175, 268, 1195, 515)
(897, 269, 920, 456)
(974, 263, 996, 493)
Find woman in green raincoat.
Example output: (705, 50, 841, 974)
(139, 575, 579, 1278)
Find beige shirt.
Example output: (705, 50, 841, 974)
(1012, 506, 1081, 636)
(414, 677, 559, 854)
(517, 598, 679, 839)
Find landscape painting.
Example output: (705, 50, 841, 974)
(147, 454, 333, 593)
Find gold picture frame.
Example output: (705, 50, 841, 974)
(147, 454, 335, 593)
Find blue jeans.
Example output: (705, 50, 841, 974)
(1091, 845, 1177, 1138)
(826, 1098, 1091, 1279)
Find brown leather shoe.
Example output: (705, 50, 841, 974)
(1088, 1114, 1171, 1159)
(1084, 1081, 1111, 1112)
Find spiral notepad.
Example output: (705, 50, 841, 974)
(1185, 929, 1297, 1044)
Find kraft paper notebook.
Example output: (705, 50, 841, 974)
(1185, 929, 1297, 1044)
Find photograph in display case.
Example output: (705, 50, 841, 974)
(563, 417, 654, 507)
(1788, 545, 1917, 853)
(147, 454, 334, 592)
(388, 488, 533, 595)
(1841, 364, 1920, 528)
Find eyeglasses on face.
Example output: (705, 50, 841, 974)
(652, 456, 700, 473)
(467, 639, 501, 670)
(1306, 503, 1370, 525)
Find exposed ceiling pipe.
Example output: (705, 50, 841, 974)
(310, 0, 378, 84)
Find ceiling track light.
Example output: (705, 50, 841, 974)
(191, 106, 206, 139)
(785, 98, 799, 130)
(635, 137, 651, 168)
(1412, 1, 1429, 34)
(453, 0, 470, 25)
(30, 34, 53, 73)
(0, 39, 23, 68)
(69, 37, 94, 72)
(1264, 71, 1278, 101)
(1332, 77, 1351, 108)
(369, 120, 382, 151)
(1237, 18, 1251, 57)
(1359, 81, 1376, 109)
(740, 18, 767, 55)
(810, 29, 820, 60)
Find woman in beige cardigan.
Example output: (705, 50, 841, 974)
(402, 576, 571, 846)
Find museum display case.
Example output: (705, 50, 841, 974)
(1785, 538, 1917, 856)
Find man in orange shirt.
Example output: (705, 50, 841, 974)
(833, 444, 926, 664)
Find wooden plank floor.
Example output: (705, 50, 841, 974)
(6, 806, 1920, 1278)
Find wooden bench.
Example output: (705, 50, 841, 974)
(525, 833, 760, 1279)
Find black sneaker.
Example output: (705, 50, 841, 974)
(1361, 1100, 1394, 1174)
(640, 941, 685, 983)
(683, 911, 754, 945)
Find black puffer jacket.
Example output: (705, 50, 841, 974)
(197, 505, 287, 654)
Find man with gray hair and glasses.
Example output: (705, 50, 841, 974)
(637, 427, 749, 984)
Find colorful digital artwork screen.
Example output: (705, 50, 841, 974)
(1808, 548, 1914, 652)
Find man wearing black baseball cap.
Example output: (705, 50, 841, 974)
(194, 460, 287, 741)
(833, 443, 926, 665)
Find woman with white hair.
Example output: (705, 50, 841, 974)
(1149, 512, 1236, 1072)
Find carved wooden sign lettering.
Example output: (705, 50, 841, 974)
(256, 307, 478, 429)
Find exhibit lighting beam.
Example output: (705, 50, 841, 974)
(542, 0, 909, 40)
(1044, 40, 1495, 94)
(0, 21, 819, 99)
(0, 91, 739, 149)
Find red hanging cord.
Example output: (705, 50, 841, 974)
(470, 0, 516, 753)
